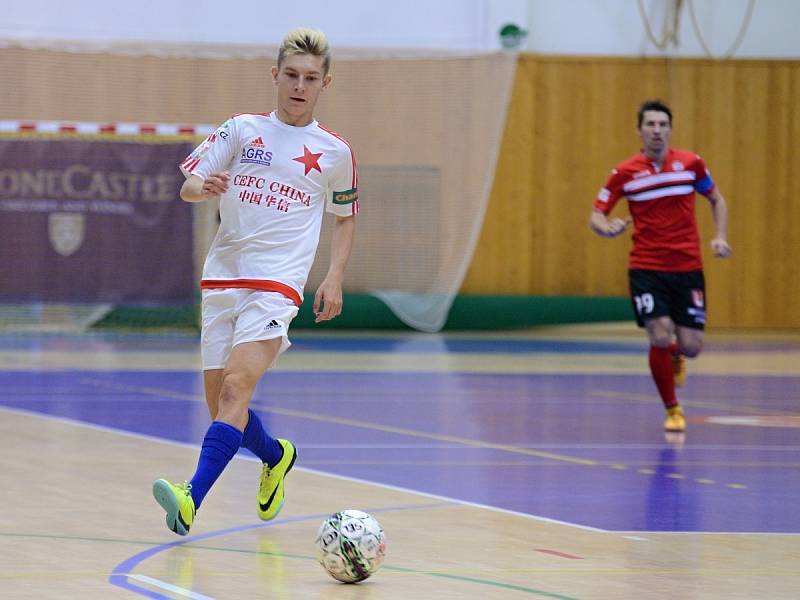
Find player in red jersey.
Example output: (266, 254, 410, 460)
(590, 100, 731, 432)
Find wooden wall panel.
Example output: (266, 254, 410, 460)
(462, 55, 800, 329)
(0, 48, 273, 123)
(1, 48, 797, 328)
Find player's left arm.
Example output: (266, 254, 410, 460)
(314, 215, 355, 323)
(695, 156, 731, 258)
(705, 187, 732, 258)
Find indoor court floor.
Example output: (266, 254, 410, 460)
(0, 323, 798, 599)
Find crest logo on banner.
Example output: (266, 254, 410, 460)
(48, 212, 85, 256)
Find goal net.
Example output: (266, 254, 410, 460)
(0, 43, 516, 333)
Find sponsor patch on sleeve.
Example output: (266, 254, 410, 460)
(332, 188, 358, 205)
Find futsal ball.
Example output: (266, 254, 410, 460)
(315, 510, 386, 583)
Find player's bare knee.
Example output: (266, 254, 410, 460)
(218, 371, 255, 404)
(649, 332, 673, 348)
(681, 342, 702, 358)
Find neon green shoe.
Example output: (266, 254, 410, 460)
(153, 479, 195, 536)
(257, 439, 297, 521)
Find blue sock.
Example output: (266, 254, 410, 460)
(189, 421, 243, 509)
(241, 409, 283, 466)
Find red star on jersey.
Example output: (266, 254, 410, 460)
(292, 145, 323, 176)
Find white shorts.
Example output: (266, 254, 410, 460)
(200, 288, 299, 370)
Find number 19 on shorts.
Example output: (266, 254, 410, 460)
(634, 293, 655, 316)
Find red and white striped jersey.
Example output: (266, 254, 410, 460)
(181, 112, 358, 305)
(594, 148, 715, 272)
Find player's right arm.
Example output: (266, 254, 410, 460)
(178, 117, 237, 202)
(590, 209, 632, 238)
(180, 172, 230, 202)
(589, 167, 631, 238)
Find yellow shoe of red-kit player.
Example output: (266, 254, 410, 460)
(664, 406, 686, 432)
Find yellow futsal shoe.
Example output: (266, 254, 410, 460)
(664, 405, 687, 432)
(257, 439, 297, 521)
(153, 479, 195, 536)
(671, 351, 687, 387)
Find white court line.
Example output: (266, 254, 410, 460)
(127, 574, 215, 599)
(298, 442, 800, 451)
(299, 464, 607, 532)
(0, 404, 604, 532)
(4, 404, 799, 536)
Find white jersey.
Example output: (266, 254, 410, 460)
(180, 112, 358, 305)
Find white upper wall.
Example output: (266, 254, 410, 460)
(0, 0, 796, 58)
(525, 0, 798, 59)
(0, 0, 496, 52)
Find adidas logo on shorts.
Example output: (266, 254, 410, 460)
(264, 319, 281, 330)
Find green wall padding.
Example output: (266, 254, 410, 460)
(93, 294, 631, 332)
(294, 294, 631, 330)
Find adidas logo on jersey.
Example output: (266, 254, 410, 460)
(241, 137, 272, 166)
(263, 319, 281, 331)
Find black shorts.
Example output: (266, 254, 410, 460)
(628, 269, 706, 330)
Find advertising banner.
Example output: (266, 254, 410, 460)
(0, 138, 194, 303)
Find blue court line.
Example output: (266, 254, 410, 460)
(109, 514, 329, 598)
(0, 332, 645, 354)
(109, 500, 580, 600)
(4, 372, 799, 532)
(1, 331, 798, 353)
(110, 503, 447, 598)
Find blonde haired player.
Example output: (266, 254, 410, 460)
(153, 28, 358, 535)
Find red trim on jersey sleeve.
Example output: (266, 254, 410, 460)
(319, 124, 358, 189)
(200, 279, 302, 306)
(181, 157, 200, 174)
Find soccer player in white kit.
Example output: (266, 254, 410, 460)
(153, 28, 358, 535)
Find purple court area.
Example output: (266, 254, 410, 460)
(2, 333, 798, 533)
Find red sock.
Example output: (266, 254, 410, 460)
(649, 345, 677, 409)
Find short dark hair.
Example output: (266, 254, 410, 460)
(637, 100, 672, 127)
